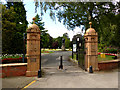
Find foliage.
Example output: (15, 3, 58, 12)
(41, 50, 53, 53)
(2, 54, 23, 59)
(52, 41, 59, 49)
(63, 33, 71, 48)
(2, 57, 27, 64)
(35, 2, 120, 48)
(98, 13, 120, 48)
(55, 36, 63, 48)
(2, 54, 27, 64)
(31, 14, 53, 48)
(35, 2, 118, 30)
(2, 2, 28, 54)
(52, 33, 71, 49)
(103, 48, 118, 54)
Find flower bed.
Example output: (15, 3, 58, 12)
(1, 54, 27, 64)
(41, 50, 53, 53)
(98, 52, 117, 56)
(2, 57, 27, 64)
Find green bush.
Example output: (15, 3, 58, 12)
(103, 48, 117, 53)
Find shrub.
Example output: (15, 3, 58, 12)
(103, 48, 117, 54)
(2, 57, 27, 64)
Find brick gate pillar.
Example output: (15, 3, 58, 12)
(84, 22, 99, 71)
(26, 17, 41, 76)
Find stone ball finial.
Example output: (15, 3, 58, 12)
(33, 17, 36, 24)
(85, 22, 96, 35)
(89, 22, 92, 28)
(33, 17, 36, 21)
(89, 22, 92, 25)
(27, 17, 39, 30)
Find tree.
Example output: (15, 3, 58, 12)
(35, 2, 120, 49)
(48, 35, 53, 48)
(31, 14, 53, 48)
(52, 41, 58, 49)
(55, 36, 62, 48)
(2, 5, 17, 54)
(35, 2, 118, 30)
(63, 33, 71, 48)
(98, 13, 120, 48)
(6, 1, 28, 34)
(114, 14, 120, 48)
(2, 1, 28, 54)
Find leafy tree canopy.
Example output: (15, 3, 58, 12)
(35, 2, 119, 30)
(2, 1, 28, 54)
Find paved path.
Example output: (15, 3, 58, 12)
(26, 51, 118, 88)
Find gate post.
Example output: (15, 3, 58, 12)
(26, 17, 41, 76)
(84, 22, 99, 71)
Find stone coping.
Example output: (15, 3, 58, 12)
(0, 63, 27, 67)
(98, 59, 120, 64)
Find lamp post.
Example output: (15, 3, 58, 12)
(72, 40, 73, 59)
(23, 33, 25, 63)
(76, 37, 79, 60)
(38, 34, 42, 78)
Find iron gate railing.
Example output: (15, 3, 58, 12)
(72, 34, 85, 70)
(78, 39, 85, 70)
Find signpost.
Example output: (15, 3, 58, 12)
(73, 44, 77, 53)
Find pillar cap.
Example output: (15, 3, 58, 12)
(85, 22, 96, 35)
(27, 17, 40, 30)
(28, 24, 39, 29)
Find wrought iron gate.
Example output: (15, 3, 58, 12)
(77, 37, 85, 70)
(72, 34, 85, 70)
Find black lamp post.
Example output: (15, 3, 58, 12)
(72, 40, 73, 59)
(76, 37, 79, 60)
(23, 33, 25, 63)
(38, 39, 42, 78)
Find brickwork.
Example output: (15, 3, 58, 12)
(1, 63, 27, 78)
(98, 60, 119, 70)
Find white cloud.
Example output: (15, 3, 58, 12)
(1, 0, 6, 4)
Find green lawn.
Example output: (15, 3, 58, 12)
(70, 54, 115, 61)
(98, 55, 115, 61)
(41, 49, 72, 51)
(69, 54, 76, 60)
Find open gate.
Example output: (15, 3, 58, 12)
(77, 36, 85, 70)
(72, 34, 85, 70)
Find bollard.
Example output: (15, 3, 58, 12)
(59, 56, 63, 69)
(38, 69, 42, 78)
(89, 66, 93, 73)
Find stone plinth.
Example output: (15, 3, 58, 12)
(84, 22, 99, 71)
(26, 23, 41, 77)
(61, 44, 65, 51)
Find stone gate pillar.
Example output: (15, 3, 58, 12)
(26, 17, 41, 76)
(84, 22, 99, 71)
